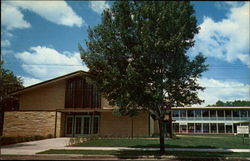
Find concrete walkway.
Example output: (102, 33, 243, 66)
(1, 137, 70, 155)
(58, 147, 250, 153)
(1, 138, 249, 155)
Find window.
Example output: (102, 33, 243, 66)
(173, 123, 179, 133)
(210, 123, 217, 133)
(83, 117, 90, 134)
(218, 123, 225, 133)
(66, 117, 73, 135)
(187, 110, 194, 117)
(65, 77, 101, 108)
(225, 110, 232, 117)
(202, 110, 209, 117)
(180, 110, 187, 118)
(194, 110, 202, 117)
(203, 123, 209, 133)
(210, 110, 216, 117)
(232, 110, 240, 117)
(93, 116, 99, 134)
(188, 123, 195, 133)
(195, 123, 202, 133)
(172, 110, 179, 117)
(240, 110, 248, 117)
(217, 110, 224, 117)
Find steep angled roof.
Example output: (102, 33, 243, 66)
(11, 70, 89, 95)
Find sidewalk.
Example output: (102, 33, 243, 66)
(54, 147, 250, 152)
(1, 138, 249, 155)
(0, 137, 70, 155)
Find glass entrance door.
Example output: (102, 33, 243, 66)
(65, 115, 99, 136)
(74, 116, 91, 136)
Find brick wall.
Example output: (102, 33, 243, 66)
(100, 112, 149, 137)
(3, 111, 61, 137)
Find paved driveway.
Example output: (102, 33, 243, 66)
(0, 137, 70, 155)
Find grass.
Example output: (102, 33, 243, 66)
(38, 149, 250, 158)
(72, 134, 250, 149)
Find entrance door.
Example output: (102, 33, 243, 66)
(65, 115, 99, 136)
(74, 116, 91, 136)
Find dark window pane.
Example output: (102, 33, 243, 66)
(83, 117, 90, 134)
(188, 110, 194, 117)
(210, 110, 216, 117)
(173, 123, 179, 132)
(202, 110, 209, 117)
(240, 110, 248, 117)
(218, 123, 225, 133)
(173, 110, 179, 117)
(211, 123, 217, 133)
(217, 110, 224, 117)
(233, 110, 240, 117)
(65, 77, 101, 109)
(188, 123, 194, 133)
(194, 110, 201, 117)
(180, 110, 187, 118)
(75, 117, 82, 134)
(203, 123, 209, 133)
(93, 117, 99, 134)
(225, 110, 232, 117)
(195, 123, 202, 133)
(66, 117, 73, 135)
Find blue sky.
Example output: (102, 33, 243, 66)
(1, 1, 249, 106)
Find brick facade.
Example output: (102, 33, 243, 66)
(3, 111, 61, 137)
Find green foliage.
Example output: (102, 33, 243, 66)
(0, 61, 24, 111)
(208, 100, 250, 107)
(80, 1, 208, 120)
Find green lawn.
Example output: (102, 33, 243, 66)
(72, 134, 250, 149)
(38, 150, 250, 158)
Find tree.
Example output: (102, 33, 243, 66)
(80, 1, 208, 152)
(208, 100, 250, 107)
(0, 61, 23, 135)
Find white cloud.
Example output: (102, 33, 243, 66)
(89, 1, 109, 14)
(15, 46, 88, 80)
(1, 39, 10, 47)
(196, 78, 250, 106)
(1, 1, 84, 30)
(20, 76, 43, 87)
(189, 2, 250, 66)
(1, 3, 31, 30)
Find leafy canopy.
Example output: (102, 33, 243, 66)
(80, 1, 208, 119)
(0, 62, 24, 111)
(208, 100, 250, 107)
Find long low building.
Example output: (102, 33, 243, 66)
(171, 107, 250, 134)
(2, 70, 250, 137)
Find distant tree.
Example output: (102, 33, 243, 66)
(208, 100, 250, 107)
(0, 61, 24, 135)
(80, 1, 208, 152)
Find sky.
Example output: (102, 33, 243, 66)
(1, 1, 249, 106)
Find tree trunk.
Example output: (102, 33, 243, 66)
(131, 116, 133, 139)
(169, 110, 173, 138)
(158, 119, 165, 152)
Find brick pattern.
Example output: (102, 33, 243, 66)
(3, 111, 60, 137)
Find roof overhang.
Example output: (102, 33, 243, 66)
(10, 70, 89, 95)
(172, 106, 250, 109)
(56, 108, 113, 113)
